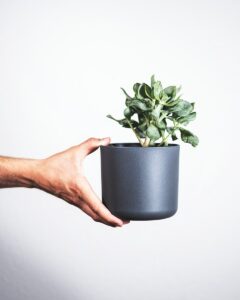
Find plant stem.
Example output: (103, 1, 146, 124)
(160, 133, 171, 146)
(143, 137, 150, 147)
(126, 119, 143, 146)
(159, 124, 179, 146)
(158, 112, 168, 123)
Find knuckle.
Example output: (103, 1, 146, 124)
(75, 179, 85, 195)
(87, 137, 97, 144)
(92, 202, 101, 214)
(70, 180, 80, 193)
(92, 215, 100, 222)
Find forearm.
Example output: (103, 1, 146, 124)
(0, 156, 40, 188)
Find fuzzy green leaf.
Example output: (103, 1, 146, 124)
(136, 84, 144, 99)
(124, 107, 134, 118)
(171, 131, 178, 141)
(179, 128, 199, 147)
(156, 120, 166, 130)
(135, 128, 146, 138)
(146, 124, 160, 141)
(151, 75, 156, 88)
(138, 113, 145, 124)
(177, 112, 196, 125)
(159, 90, 169, 102)
(162, 98, 180, 107)
(151, 104, 162, 118)
(136, 83, 152, 100)
(138, 120, 148, 132)
(121, 88, 132, 100)
(170, 100, 193, 117)
(133, 83, 141, 95)
(144, 84, 152, 99)
(153, 81, 162, 100)
(107, 115, 138, 128)
(129, 99, 150, 111)
(164, 86, 177, 98)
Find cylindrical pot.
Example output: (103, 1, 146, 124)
(100, 143, 180, 220)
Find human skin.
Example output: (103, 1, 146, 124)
(0, 137, 129, 227)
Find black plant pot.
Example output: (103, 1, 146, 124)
(100, 143, 180, 221)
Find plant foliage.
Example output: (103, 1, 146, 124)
(107, 75, 199, 147)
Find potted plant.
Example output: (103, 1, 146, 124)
(100, 75, 199, 220)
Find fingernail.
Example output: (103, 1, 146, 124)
(100, 137, 110, 146)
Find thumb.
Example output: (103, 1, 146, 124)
(80, 137, 111, 157)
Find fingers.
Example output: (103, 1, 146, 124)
(76, 198, 121, 227)
(79, 176, 127, 227)
(72, 136, 130, 227)
(79, 137, 111, 158)
(77, 199, 99, 221)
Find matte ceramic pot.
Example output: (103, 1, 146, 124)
(100, 143, 180, 220)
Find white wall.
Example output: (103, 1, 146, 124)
(0, 0, 239, 299)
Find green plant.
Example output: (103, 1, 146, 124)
(107, 75, 199, 147)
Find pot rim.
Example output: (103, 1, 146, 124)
(101, 143, 180, 149)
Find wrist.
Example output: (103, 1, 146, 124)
(11, 158, 44, 189)
(22, 159, 44, 189)
(28, 157, 57, 194)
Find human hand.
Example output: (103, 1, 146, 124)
(34, 137, 130, 227)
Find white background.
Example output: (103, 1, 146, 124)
(0, 0, 239, 299)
